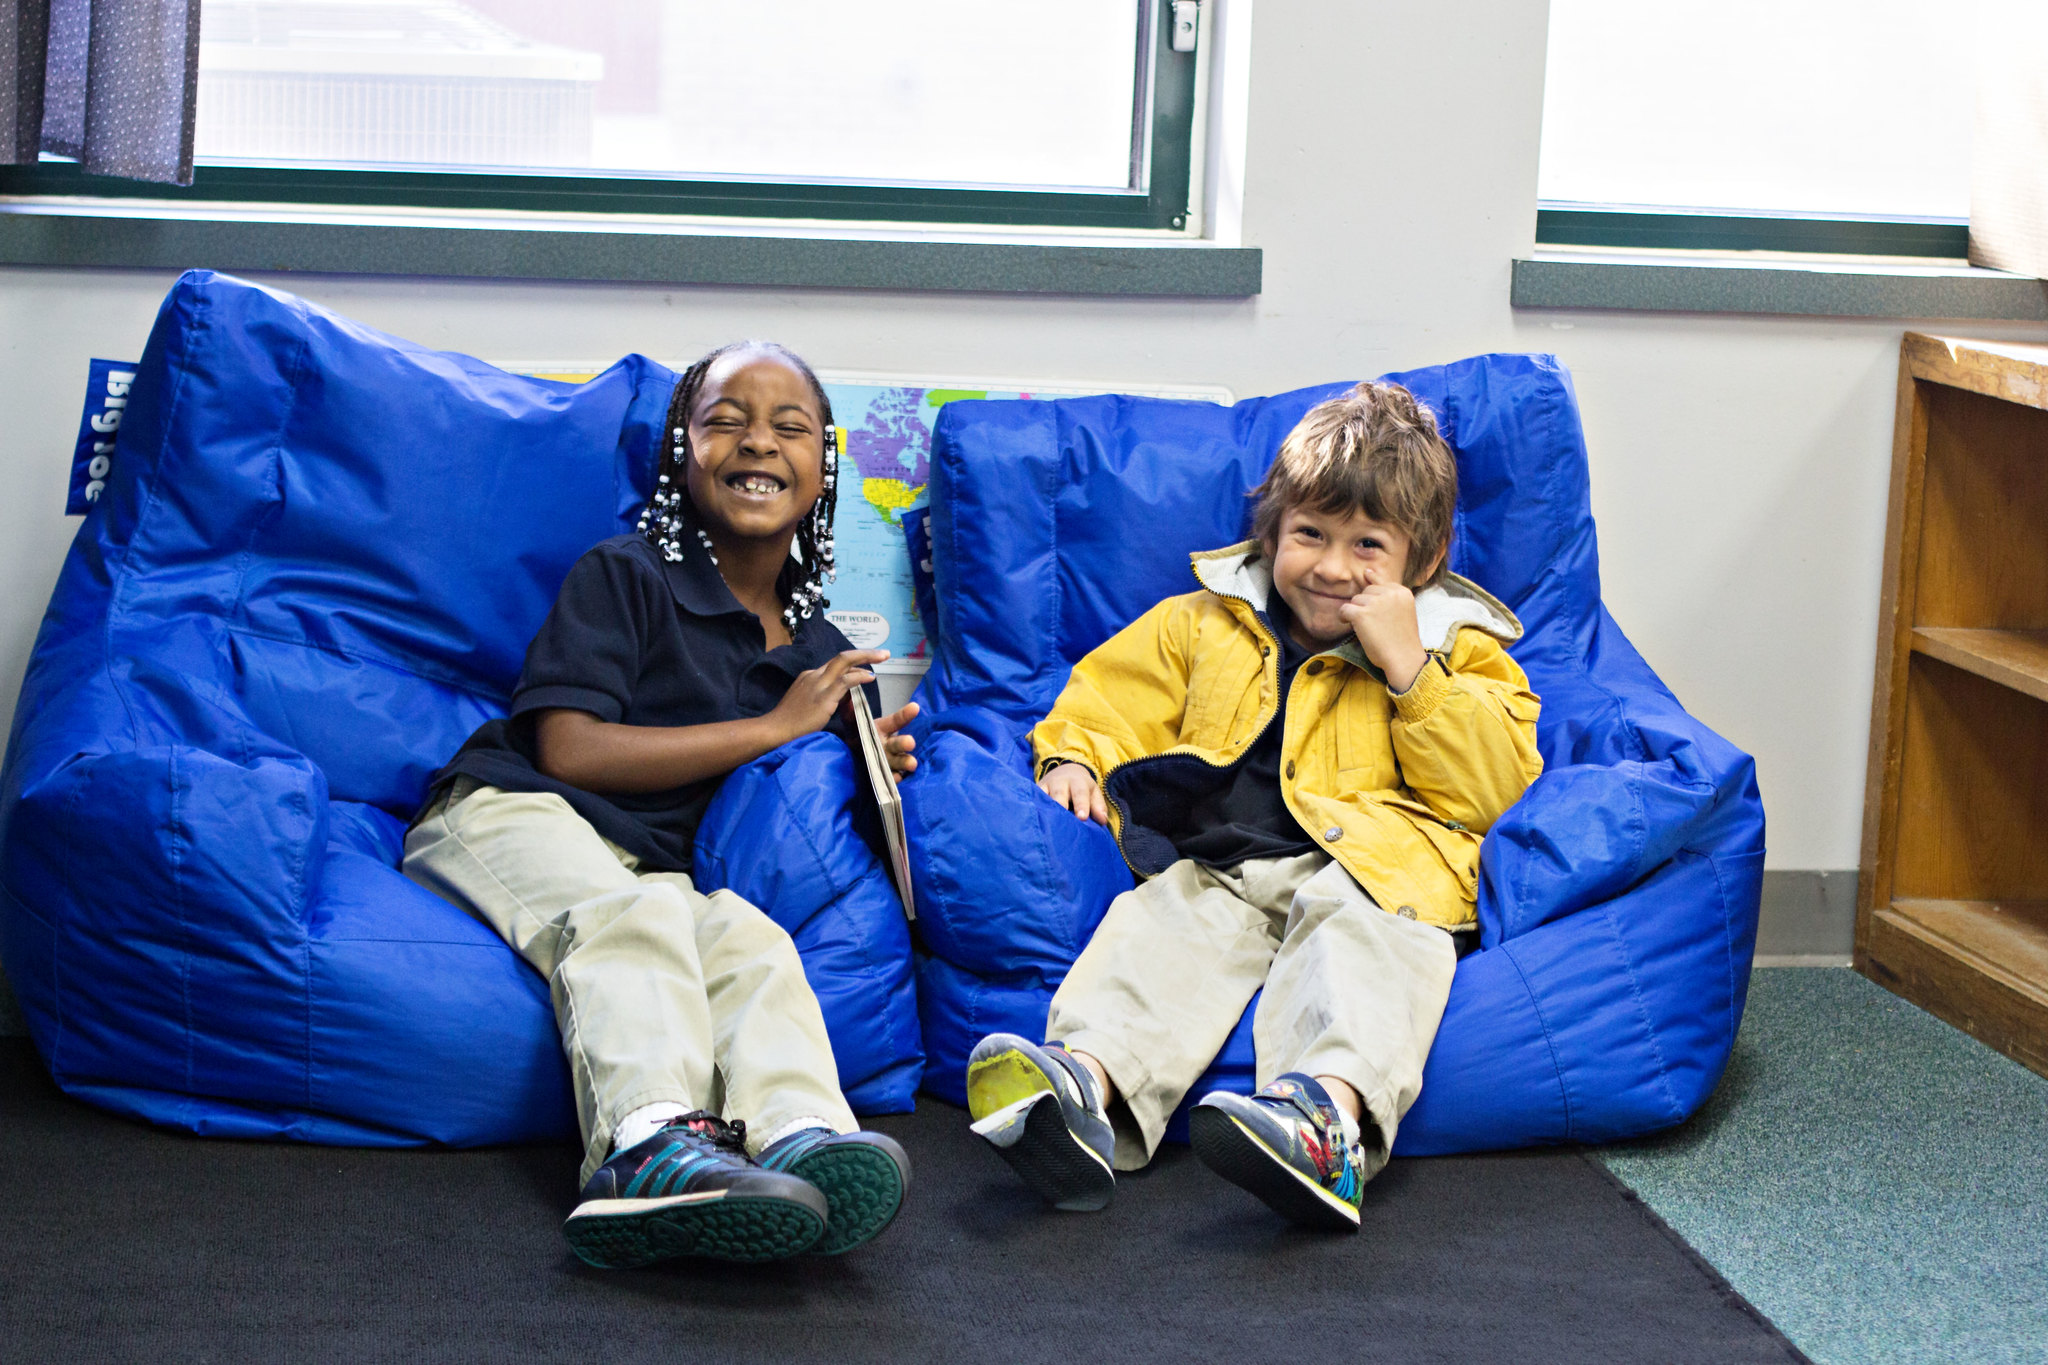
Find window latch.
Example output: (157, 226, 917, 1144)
(1170, 0, 1199, 53)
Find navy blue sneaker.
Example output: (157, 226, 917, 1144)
(757, 1127, 911, 1255)
(965, 1034, 1116, 1211)
(1189, 1074, 1374, 1231)
(563, 1112, 827, 1268)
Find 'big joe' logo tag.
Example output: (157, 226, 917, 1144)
(68, 360, 140, 515)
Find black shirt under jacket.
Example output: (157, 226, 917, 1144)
(1169, 593, 1322, 868)
(1107, 596, 1320, 873)
(423, 531, 866, 874)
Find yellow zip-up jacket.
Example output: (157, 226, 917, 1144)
(1031, 541, 1543, 929)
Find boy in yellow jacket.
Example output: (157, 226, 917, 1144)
(965, 381, 1542, 1230)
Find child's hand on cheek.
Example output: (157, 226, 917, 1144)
(874, 701, 920, 783)
(1338, 566, 1430, 693)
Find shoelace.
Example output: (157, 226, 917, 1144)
(668, 1111, 748, 1155)
(619, 1114, 753, 1199)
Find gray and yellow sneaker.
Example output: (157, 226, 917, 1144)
(563, 1112, 827, 1268)
(1189, 1074, 1375, 1231)
(965, 1033, 1116, 1211)
(757, 1127, 911, 1255)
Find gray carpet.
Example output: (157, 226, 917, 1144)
(1601, 968, 2048, 1365)
(0, 1039, 1805, 1364)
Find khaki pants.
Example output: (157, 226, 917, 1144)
(402, 779, 856, 1184)
(1047, 852, 1457, 1173)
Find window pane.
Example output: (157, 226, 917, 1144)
(195, 0, 1144, 191)
(1539, 0, 1976, 219)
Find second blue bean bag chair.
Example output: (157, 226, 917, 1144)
(0, 270, 921, 1147)
(900, 357, 1766, 1152)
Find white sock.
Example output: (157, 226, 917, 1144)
(1295, 1077, 1365, 1148)
(759, 1114, 841, 1151)
(611, 1103, 690, 1155)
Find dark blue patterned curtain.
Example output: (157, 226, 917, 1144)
(2, 0, 200, 184)
(0, 0, 50, 164)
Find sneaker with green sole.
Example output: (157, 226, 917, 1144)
(756, 1127, 911, 1255)
(563, 1112, 827, 1268)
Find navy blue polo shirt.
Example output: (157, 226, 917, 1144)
(424, 531, 866, 874)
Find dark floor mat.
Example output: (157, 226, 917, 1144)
(0, 1041, 1805, 1365)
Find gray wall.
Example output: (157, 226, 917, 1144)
(1, 1, 2036, 1031)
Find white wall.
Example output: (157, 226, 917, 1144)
(3, 0, 2044, 872)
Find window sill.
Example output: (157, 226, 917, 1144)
(0, 198, 1262, 298)
(1512, 249, 2047, 321)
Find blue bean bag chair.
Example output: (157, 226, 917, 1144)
(0, 270, 920, 1146)
(901, 358, 1767, 1152)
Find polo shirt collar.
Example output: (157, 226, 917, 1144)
(653, 507, 837, 656)
(654, 503, 749, 619)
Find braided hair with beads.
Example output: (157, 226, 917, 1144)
(636, 341, 839, 634)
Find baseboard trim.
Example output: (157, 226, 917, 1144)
(1756, 869, 1858, 960)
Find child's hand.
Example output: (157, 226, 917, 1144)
(771, 649, 887, 739)
(873, 701, 920, 783)
(1038, 762, 1108, 825)
(1338, 566, 1430, 693)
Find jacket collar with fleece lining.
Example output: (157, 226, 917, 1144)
(1187, 540, 1523, 673)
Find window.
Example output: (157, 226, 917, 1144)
(5, 0, 1204, 231)
(1536, 0, 1979, 256)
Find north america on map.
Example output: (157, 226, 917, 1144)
(821, 384, 1027, 662)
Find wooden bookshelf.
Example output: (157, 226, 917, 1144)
(1858, 333, 2048, 1078)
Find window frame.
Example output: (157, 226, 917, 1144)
(0, 1, 1201, 233)
(1535, 205, 1971, 261)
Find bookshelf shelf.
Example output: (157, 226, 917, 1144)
(1859, 333, 2048, 1080)
(1909, 627, 2048, 705)
(1869, 899, 2048, 1076)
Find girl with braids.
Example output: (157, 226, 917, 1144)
(404, 342, 917, 1270)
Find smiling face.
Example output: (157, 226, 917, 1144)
(1266, 503, 1438, 648)
(682, 350, 826, 551)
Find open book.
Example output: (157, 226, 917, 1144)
(844, 686, 915, 921)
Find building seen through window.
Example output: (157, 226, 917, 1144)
(194, 0, 1148, 192)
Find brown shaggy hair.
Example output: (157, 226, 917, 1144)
(1250, 380, 1457, 587)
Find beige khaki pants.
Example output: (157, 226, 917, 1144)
(402, 779, 856, 1184)
(1047, 852, 1458, 1172)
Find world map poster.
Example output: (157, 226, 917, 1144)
(507, 365, 1232, 676)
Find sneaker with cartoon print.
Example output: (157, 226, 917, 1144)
(1188, 1074, 1375, 1231)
